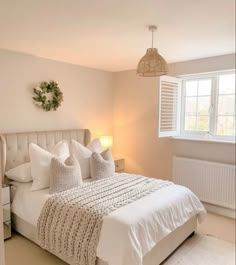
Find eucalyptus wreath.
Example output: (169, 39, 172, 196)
(33, 81, 63, 111)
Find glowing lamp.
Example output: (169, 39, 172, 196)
(100, 136, 113, 149)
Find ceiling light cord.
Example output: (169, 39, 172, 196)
(149, 25, 157, 49)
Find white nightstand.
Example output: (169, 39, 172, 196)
(1, 185, 11, 240)
(114, 158, 125, 172)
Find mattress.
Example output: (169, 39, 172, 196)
(11, 175, 206, 265)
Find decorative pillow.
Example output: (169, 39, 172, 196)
(30, 141, 70, 191)
(90, 149, 115, 180)
(71, 138, 103, 179)
(100, 148, 114, 161)
(50, 155, 82, 194)
(5, 162, 32, 182)
(87, 138, 103, 152)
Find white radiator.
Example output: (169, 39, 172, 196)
(173, 156, 236, 210)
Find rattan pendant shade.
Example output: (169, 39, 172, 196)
(137, 26, 168, 77)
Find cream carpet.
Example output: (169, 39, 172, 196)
(5, 232, 235, 265)
(162, 233, 235, 265)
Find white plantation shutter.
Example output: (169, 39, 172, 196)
(158, 76, 181, 137)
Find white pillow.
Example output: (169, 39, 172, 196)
(71, 138, 102, 179)
(6, 162, 32, 182)
(90, 149, 115, 180)
(30, 141, 70, 191)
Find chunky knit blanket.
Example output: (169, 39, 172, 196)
(37, 173, 171, 265)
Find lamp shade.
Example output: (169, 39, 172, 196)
(137, 48, 168, 77)
(100, 136, 113, 149)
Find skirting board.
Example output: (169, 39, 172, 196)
(203, 202, 236, 219)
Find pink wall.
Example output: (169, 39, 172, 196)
(0, 49, 113, 137)
(112, 54, 235, 180)
(112, 71, 173, 179)
(0, 50, 235, 181)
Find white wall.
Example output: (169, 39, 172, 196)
(113, 54, 236, 180)
(0, 49, 113, 137)
(168, 54, 235, 76)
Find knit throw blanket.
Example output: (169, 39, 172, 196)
(37, 173, 171, 265)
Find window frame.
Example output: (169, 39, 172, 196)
(179, 70, 236, 142)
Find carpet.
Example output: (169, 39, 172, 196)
(162, 233, 235, 265)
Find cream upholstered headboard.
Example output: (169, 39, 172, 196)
(0, 129, 91, 184)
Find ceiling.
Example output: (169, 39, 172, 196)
(0, 0, 235, 72)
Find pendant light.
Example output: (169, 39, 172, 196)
(137, 25, 168, 77)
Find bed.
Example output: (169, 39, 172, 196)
(0, 129, 206, 265)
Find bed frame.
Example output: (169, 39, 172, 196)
(0, 129, 197, 265)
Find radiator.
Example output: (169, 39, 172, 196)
(173, 156, 236, 210)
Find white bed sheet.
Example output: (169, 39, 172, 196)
(11, 175, 206, 265)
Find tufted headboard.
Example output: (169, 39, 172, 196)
(0, 129, 91, 184)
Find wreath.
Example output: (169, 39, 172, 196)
(33, 81, 63, 111)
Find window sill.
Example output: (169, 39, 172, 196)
(172, 136, 236, 144)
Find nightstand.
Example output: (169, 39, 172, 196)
(1, 185, 11, 240)
(114, 158, 125, 172)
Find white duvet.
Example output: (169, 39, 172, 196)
(11, 174, 206, 265)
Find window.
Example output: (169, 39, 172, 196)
(158, 71, 236, 142)
(183, 79, 211, 133)
(216, 74, 235, 137)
